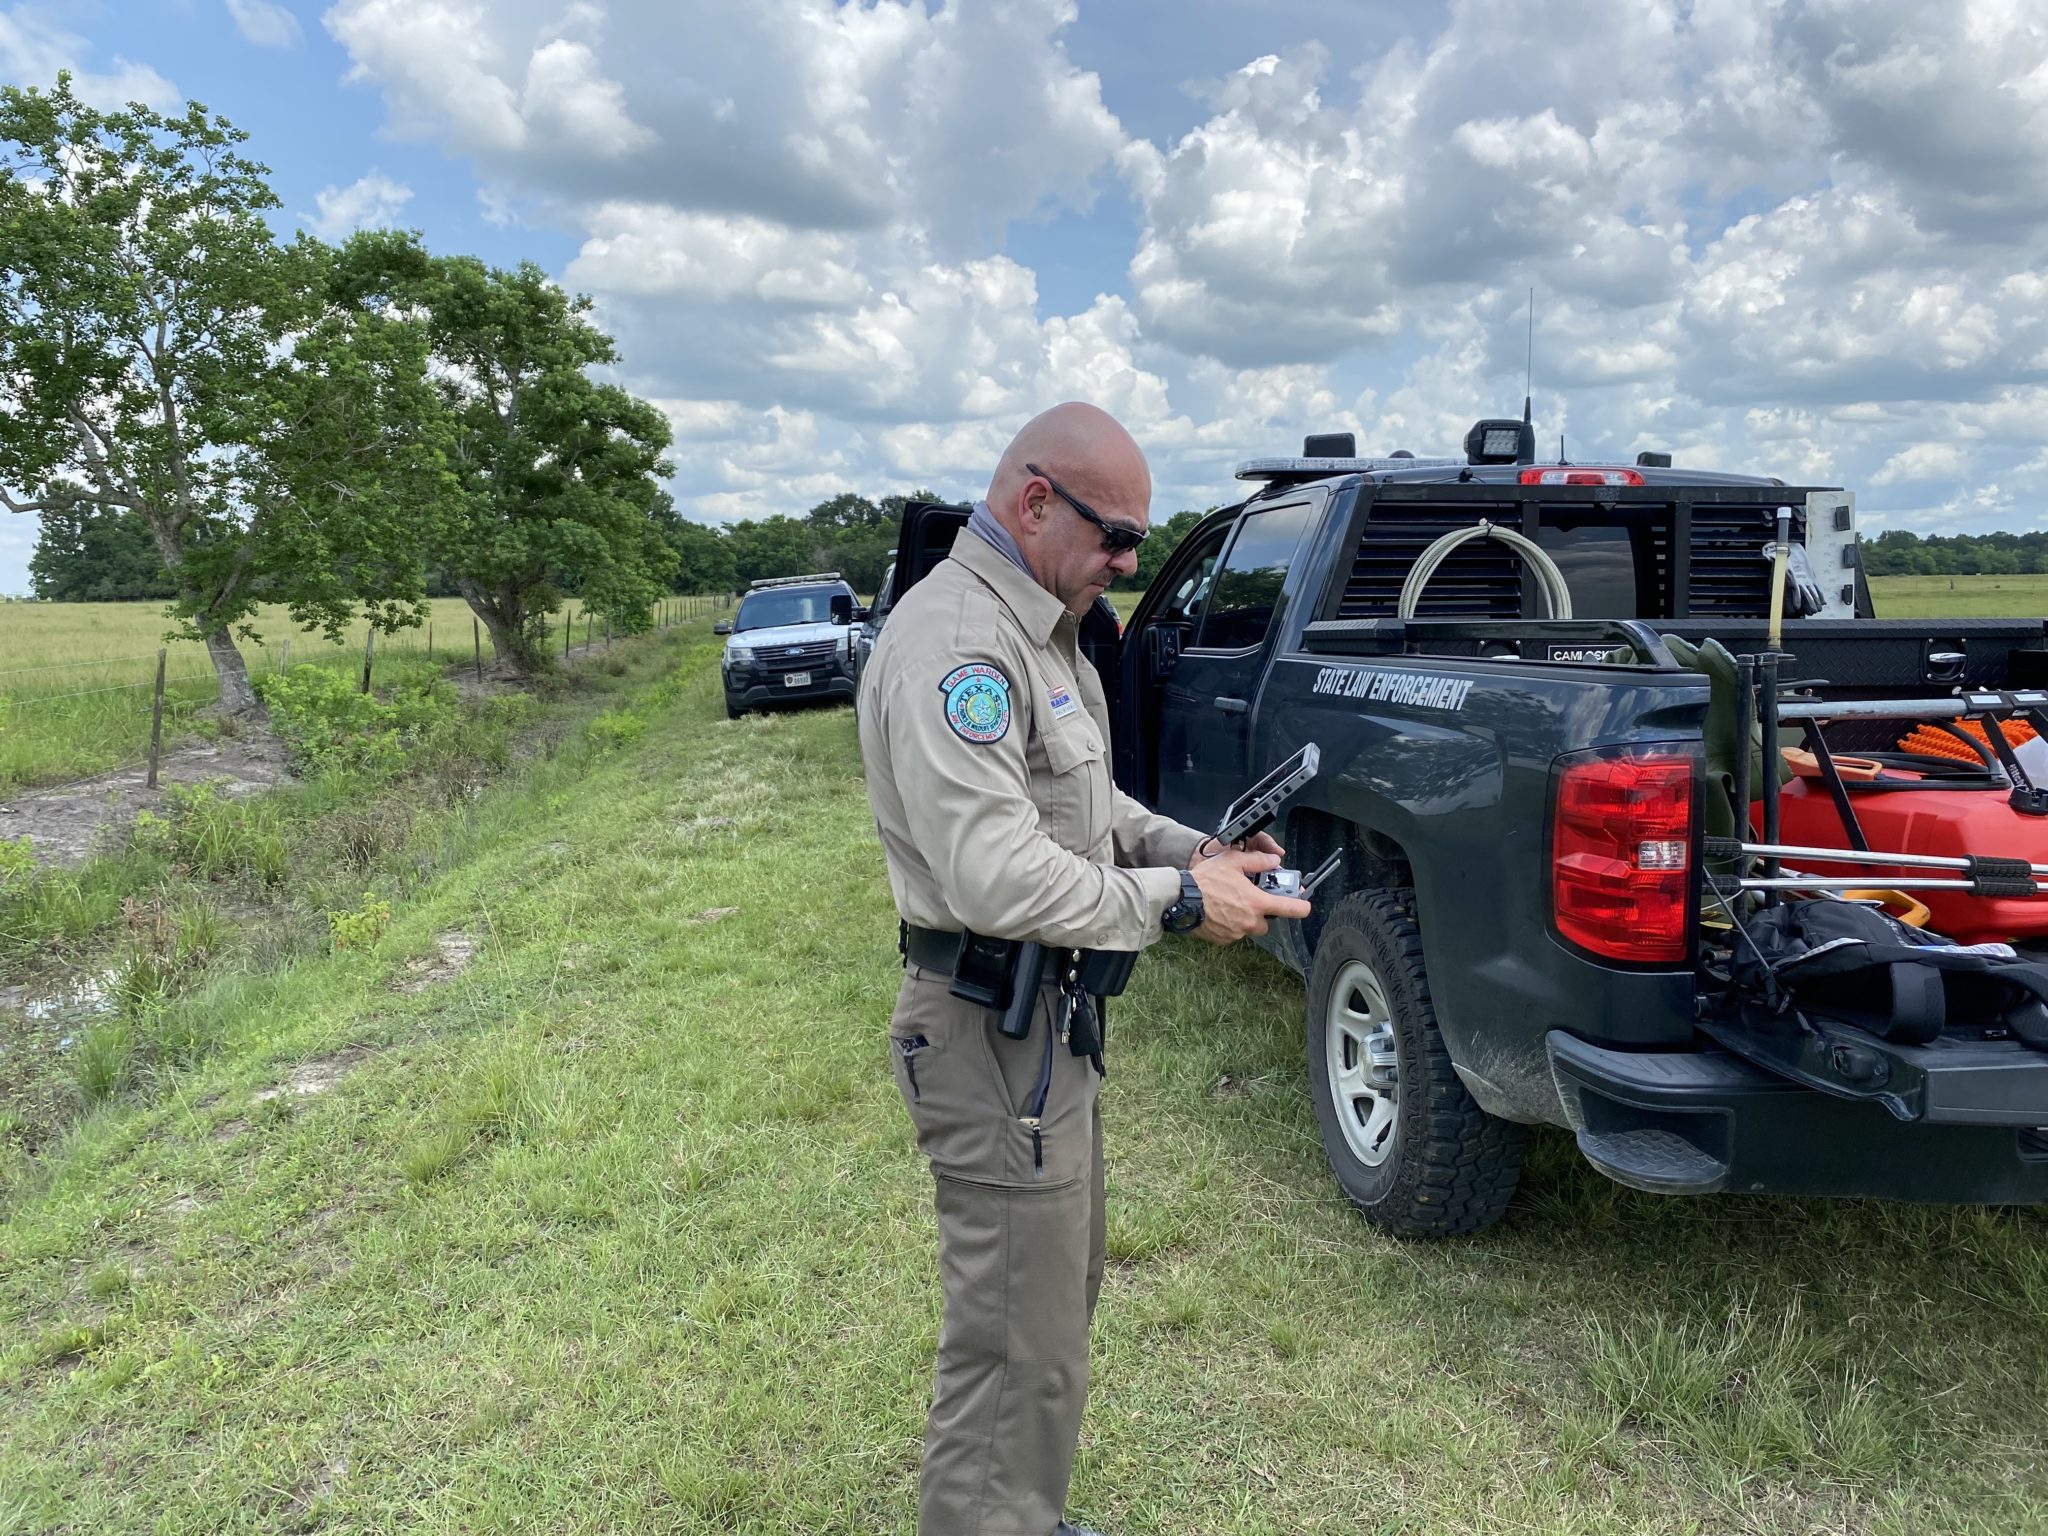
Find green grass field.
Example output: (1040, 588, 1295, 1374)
(2, 620, 2042, 1533)
(0, 595, 724, 797)
(1868, 574, 2048, 619)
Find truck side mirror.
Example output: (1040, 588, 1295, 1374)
(830, 594, 854, 625)
(713, 621, 732, 635)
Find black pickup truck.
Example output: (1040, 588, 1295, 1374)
(889, 433, 2048, 1236)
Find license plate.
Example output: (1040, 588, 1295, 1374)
(784, 671, 811, 688)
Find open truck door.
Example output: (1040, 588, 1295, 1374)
(888, 499, 1123, 745)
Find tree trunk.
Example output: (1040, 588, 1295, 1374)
(204, 624, 266, 718)
(456, 579, 547, 677)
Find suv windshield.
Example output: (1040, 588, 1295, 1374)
(735, 588, 847, 632)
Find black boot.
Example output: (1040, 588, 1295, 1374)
(1054, 1525, 1104, 1536)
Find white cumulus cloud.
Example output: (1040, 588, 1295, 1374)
(225, 0, 303, 48)
(304, 172, 414, 239)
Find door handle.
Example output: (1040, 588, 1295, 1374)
(1214, 696, 1249, 715)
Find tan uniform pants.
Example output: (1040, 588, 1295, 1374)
(889, 962, 1107, 1536)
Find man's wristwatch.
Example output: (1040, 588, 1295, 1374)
(1162, 870, 1205, 934)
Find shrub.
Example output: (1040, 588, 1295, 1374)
(258, 665, 455, 778)
(586, 709, 647, 754)
(0, 835, 32, 887)
(327, 892, 393, 952)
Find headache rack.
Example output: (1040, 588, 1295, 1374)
(1319, 483, 1859, 625)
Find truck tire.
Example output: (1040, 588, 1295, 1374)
(1305, 890, 1526, 1237)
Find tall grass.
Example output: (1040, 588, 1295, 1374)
(0, 595, 692, 796)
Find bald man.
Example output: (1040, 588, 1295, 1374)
(859, 403, 1308, 1536)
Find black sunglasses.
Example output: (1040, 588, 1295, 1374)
(1025, 462, 1149, 553)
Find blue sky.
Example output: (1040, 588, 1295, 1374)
(4, 0, 2048, 595)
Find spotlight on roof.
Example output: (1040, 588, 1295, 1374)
(1465, 418, 1536, 465)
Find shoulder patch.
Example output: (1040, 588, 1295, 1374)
(938, 662, 1011, 744)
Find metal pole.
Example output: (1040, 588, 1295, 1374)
(1777, 692, 2048, 723)
(1737, 876, 2043, 895)
(1732, 654, 1755, 843)
(1758, 650, 1782, 901)
(564, 609, 572, 658)
(146, 649, 166, 790)
(1725, 840, 2048, 878)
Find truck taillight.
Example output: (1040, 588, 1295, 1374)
(1518, 468, 1644, 486)
(1550, 747, 1696, 964)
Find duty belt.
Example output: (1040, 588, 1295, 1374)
(902, 923, 971, 975)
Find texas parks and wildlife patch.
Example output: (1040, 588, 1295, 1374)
(940, 662, 1011, 744)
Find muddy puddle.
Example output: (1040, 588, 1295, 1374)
(1, 970, 119, 1151)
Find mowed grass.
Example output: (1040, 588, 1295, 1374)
(2, 631, 2044, 1533)
(0, 595, 721, 797)
(1868, 574, 2048, 619)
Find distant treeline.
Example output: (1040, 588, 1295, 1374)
(1860, 529, 2048, 577)
(39, 498, 1219, 602)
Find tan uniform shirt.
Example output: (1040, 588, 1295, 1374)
(859, 528, 1204, 951)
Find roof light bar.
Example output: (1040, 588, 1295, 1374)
(1236, 456, 1466, 481)
(747, 571, 844, 589)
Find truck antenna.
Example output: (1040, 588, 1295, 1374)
(1523, 286, 1534, 427)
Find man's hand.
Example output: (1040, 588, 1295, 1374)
(1190, 831, 1283, 866)
(1186, 849, 1312, 944)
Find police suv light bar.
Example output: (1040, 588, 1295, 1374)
(747, 571, 843, 589)
(1235, 456, 1466, 482)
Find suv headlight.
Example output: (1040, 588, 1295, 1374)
(725, 644, 753, 668)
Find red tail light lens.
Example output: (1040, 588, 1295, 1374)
(1518, 468, 1645, 486)
(1551, 747, 1696, 963)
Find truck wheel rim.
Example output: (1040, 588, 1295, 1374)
(1328, 959, 1400, 1168)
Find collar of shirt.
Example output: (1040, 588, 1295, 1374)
(950, 516, 1070, 647)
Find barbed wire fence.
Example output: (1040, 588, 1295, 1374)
(0, 593, 732, 799)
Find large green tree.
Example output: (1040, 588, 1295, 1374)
(28, 506, 175, 600)
(650, 495, 738, 594)
(725, 515, 824, 587)
(341, 235, 675, 675)
(0, 76, 443, 714)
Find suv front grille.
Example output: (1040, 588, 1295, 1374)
(758, 638, 839, 673)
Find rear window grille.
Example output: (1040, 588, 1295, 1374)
(1687, 507, 1803, 616)
(1340, 507, 1526, 619)
(1339, 501, 1804, 620)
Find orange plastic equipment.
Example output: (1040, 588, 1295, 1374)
(1759, 776, 2048, 944)
(1897, 717, 2039, 765)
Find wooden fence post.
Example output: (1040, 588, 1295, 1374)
(427, 621, 433, 659)
(278, 638, 290, 674)
(473, 618, 483, 681)
(586, 613, 592, 650)
(146, 649, 167, 789)
(361, 627, 375, 693)
(564, 609, 572, 658)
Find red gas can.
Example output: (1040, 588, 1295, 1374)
(1758, 779, 2048, 944)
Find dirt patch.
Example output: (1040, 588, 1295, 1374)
(0, 736, 292, 870)
(250, 1045, 382, 1105)
(392, 931, 477, 994)
(689, 907, 741, 925)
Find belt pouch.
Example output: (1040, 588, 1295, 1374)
(948, 929, 1018, 1009)
(996, 942, 1047, 1039)
(1075, 947, 1139, 998)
